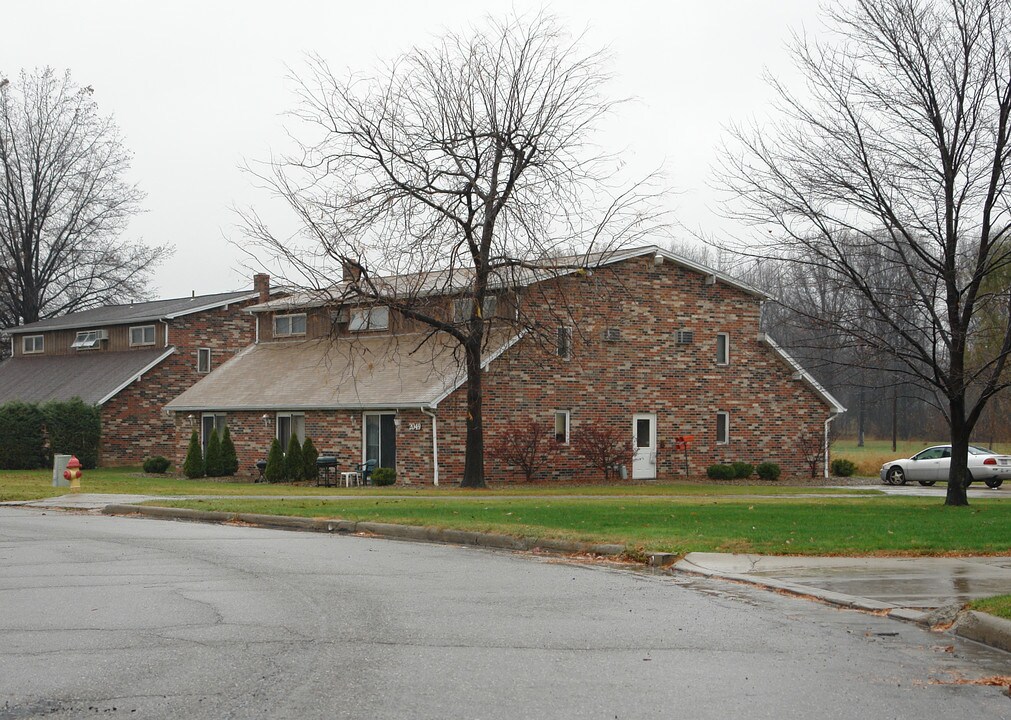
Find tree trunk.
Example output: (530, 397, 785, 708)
(460, 335, 486, 488)
(945, 399, 970, 507)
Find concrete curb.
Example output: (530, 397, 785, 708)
(101, 504, 625, 558)
(953, 610, 1011, 653)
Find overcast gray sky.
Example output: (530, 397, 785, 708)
(2, 0, 831, 299)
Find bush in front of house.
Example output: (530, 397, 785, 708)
(756, 462, 781, 481)
(706, 464, 735, 480)
(731, 461, 754, 479)
(487, 419, 557, 482)
(285, 434, 304, 481)
(264, 439, 285, 482)
(302, 436, 319, 482)
(182, 430, 205, 479)
(204, 428, 223, 477)
(831, 458, 857, 477)
(143, 456, 171, 474)
(372, 467, 396, 486)
(572, 419, 633, 481)
(0, 401, 46, 469)
(43, 398, 101, 469)
(221, 426, 238, 476)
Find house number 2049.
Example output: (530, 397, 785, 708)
(407, 422, 422, 431)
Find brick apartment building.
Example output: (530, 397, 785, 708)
(0, 276, 276, 464)
(166, 246, 845, 482)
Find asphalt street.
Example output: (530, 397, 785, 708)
(1, 507, 1008, 719)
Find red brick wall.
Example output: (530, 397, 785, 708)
(433, 256, 831, 481)
(100, 301, 259, 465)
(168, 256, 835, 481)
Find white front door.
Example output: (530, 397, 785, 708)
(632, 413, 657, 480)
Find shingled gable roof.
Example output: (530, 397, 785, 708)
(0, 348, 174, 406)
(245, 244, 767, 313)
(166, 331, 521, 412)
(5, 290, 263, 334)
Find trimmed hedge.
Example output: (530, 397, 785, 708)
(730, 461, 754, 479)
(143, 456, 171, 474)
(205, 428, 223, 477)
(756, 462, 781, 481)
(831, 458, 857, 477)
(264, 439, 285, 482)
(302, 436, 319, 482)
(43, 398, 101, 469)
(372, 467, 396, 486)
(221, 426, 239, 476)
(182, 430, 205, 479)
(285, 434, 304, 481)
(0, 402, 46, 469)
(706, 464, 735, 480)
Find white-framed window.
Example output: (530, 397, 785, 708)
(453, 296, 498, 323)
(201, 413, 227, 453)
(716, 332, 730, 365)
(197, 347, 211, 374)
(22, 335, 44, 354)
(273, 313, 307, 337)
(71, 329, 105, 349)
(557, 326, 573, 359)
(349, 306, 389, 332)
(277, 412, 306, 448)
(553, 411, 570, 444)
(130, 325, 156, 346)
(716, 411, 730, 445)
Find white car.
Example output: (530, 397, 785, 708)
(879, 445, 1011, 488)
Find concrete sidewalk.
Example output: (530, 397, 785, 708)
(676, 552, 1011, 652)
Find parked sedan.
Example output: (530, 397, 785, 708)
(880, 445, 1011, 488)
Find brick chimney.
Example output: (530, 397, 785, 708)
(341, 258, 363, 283)
(253, 273, 270, 303)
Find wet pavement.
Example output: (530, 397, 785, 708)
(678, 553, 1011, 609)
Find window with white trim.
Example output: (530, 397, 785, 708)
(197, 347, 211, 374)
(554, 411, 570, 444)
(22, 335, 44, 354)
(130, 325, 156, 346)
(277, 412, 306, 448)
(716, 332, 730, 365)
(349, 306, 389, 332)
(453, 296, 498, 323)
(716, 411, 730, 445)
(71, 330, 105, 349)
(557, 326, 573, 359)
(273, 313, 307, 337)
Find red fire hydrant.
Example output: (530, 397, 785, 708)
(63, 455, 82, 491)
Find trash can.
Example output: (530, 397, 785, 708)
(53, 454, 72, 487)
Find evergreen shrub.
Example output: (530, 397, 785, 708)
(372, 467, 396, 486)
(143, 456, 171, 474)
(756, 462, 781, 481)
(264, 439, 285, 482)
(182, 430, 205, 479)
(706, 464, 735, 480)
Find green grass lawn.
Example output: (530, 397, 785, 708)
(969, 594, 1011, 620)
(144, 495, 1010, 556)
(0, 467, 878, 503)
(831, 438, 1011, 476)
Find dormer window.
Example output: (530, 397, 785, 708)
(22, 335, 44, 354)
(71, 330, 106, 350)
(349, 306, 389, 332)
(130, 325, 156, 346)
(273, 313, 307, 337)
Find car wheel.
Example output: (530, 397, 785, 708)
(885, 466, 905, 485)
(963, 470, 974, 488)
(985, 478, 1003, 489)
(918, 479, 936, 486)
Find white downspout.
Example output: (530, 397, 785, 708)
(824, 413, 841, 479)
(421, 407, 439, 486)
(161, 319, 170, 347)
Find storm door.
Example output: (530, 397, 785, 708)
(364, 413, 397, 469)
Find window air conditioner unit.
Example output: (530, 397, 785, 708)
(676, 330, 694, 345)
(602, 327, 621, 342)
(96, 329, 109, 340)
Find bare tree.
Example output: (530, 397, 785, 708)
(720, 0, 1011, 505)
(0, 68, 169, 330)
(240, 13, 664, 488)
